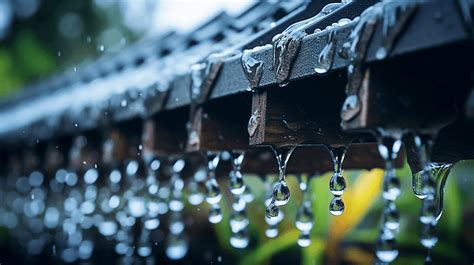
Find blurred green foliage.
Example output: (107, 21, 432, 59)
(198, 160, 474, 265)
(0, 31, 55, 97)
(0, 0, 136, 99)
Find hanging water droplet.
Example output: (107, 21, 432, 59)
(266, 201, 279, 218)
(272, 181, 290, 206)
(376, 236, 399, 263)
(295, 174, 314, 246)
(208, 204, 223, 224)
(229, 228, 250, 249)
(340, 94, 362, 122)
(230, 172, 245, 195)
(329, 173, 346, 196)
(247, 110, 260, 137)
(188, 180, 204, 206)
(242, 185, 254, 203)
(382, 170, 401, 201)
(265, 146, 295, 218)
(229, 151, 246, 195)
(420, 223, 438, 249)
(272, 3, 341, 85)
(205, 178, 221, 205)
(412, 170, 428, 199)
(295, 201, 313, 232)
(297, 231, 311, 247)
(327, 146, 347, 215)
(165, 234, 188, 260)
(229, 210, 249, 233)
(137, 229, 152, 257)
(329, 197, 345, 216)
(315, 28, 337, 74)
(265, 225, 279, 238)
(382, 201, 400, 232)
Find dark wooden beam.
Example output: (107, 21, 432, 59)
(341, 45, 474, 162)
(249, 74, 374, 147)
(186, 94, 252, 152)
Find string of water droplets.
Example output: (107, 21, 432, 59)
(228, 150, 250, 249)
(295, 174, 314, 247)
(375, 132, 402, 264)
(407, 134, 453, 264)
(327, 146, 347, 216)
(166, 158, 189, 260)
(263, 175, 284, 238)
(418, 162, 453, 265)
(135, 156, 162, 262)
(188, 166, 206, 206)
(205, 152, 223, 224)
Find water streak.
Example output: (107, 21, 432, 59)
(272, 3, 343, 86)
(315, 28, 338, 74)
(241, 46, 270, 92)
(340, 1, 418, 123)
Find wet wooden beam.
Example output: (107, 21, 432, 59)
(248, 74, 374, 147)
(186, 94, 252, 152)
(341, 47, 474, 162)
(142, 109, 188, 156)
